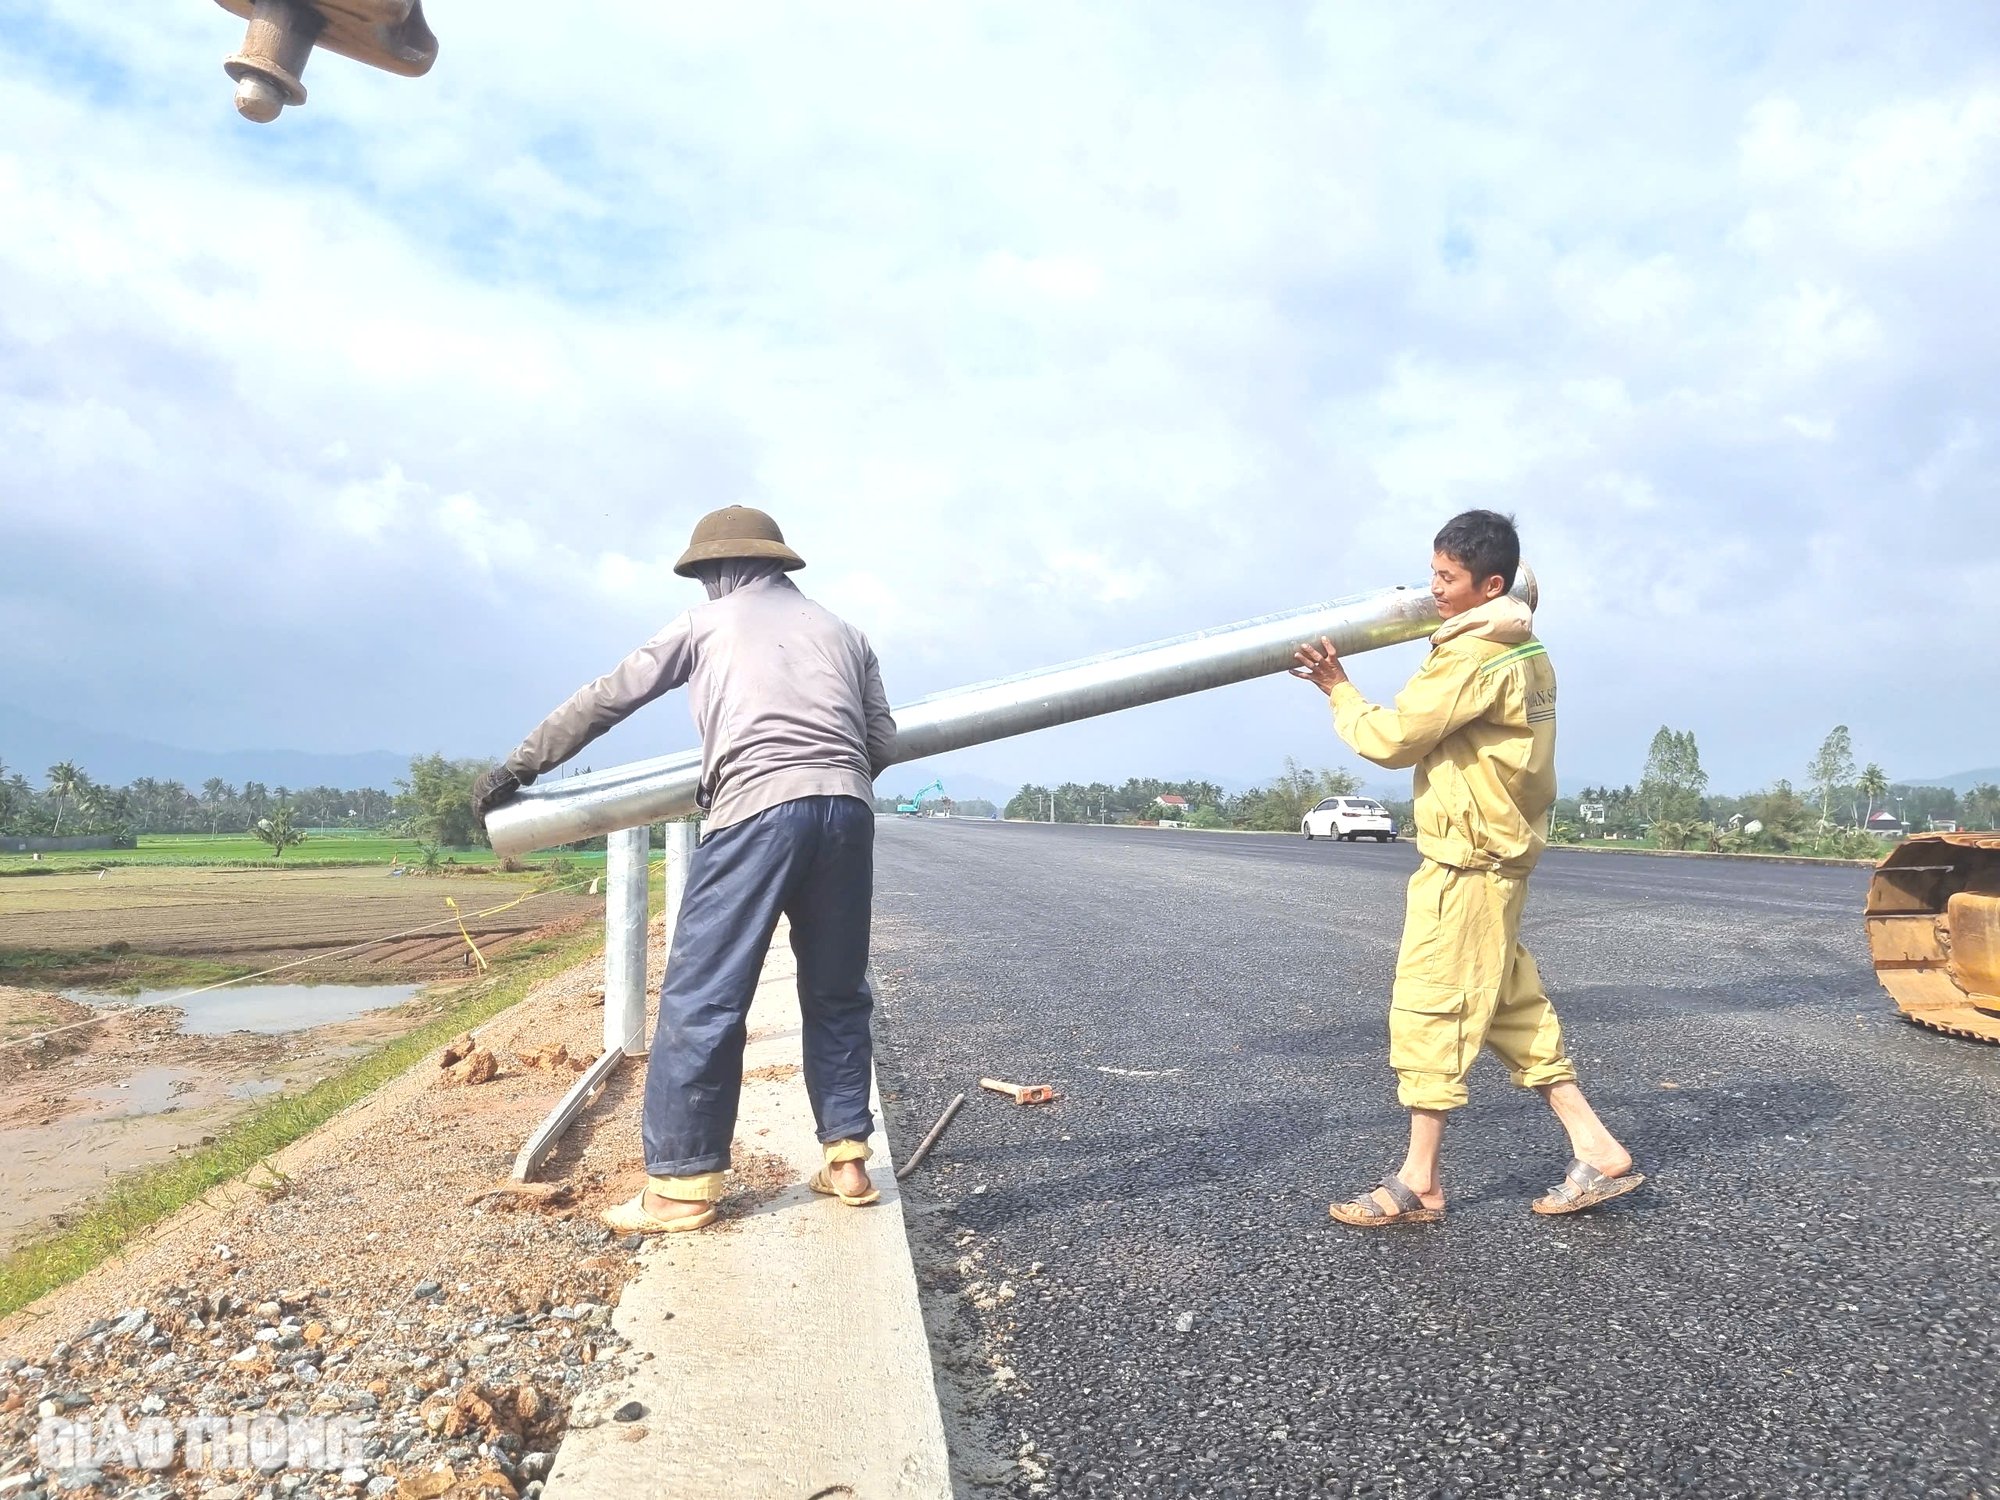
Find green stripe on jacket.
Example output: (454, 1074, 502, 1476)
(1478, 641, 1548, 675)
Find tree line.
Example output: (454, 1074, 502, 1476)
(11, 727, 1992, 858)
(985, 723, 2000, 853)
(1566, 723, 2000, 855)
(1000, 763, 1367, 832)
(0, 753, 499, 849)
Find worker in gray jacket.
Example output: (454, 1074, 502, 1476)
(474, 507, 897, 1232)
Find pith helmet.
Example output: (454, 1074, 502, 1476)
(673, 506, 806, 577)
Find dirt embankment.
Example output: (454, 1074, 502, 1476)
(0, 985, 428, 1253)
(0, 935, 795, 1500)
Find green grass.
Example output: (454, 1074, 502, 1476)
(0, 924, 607, 1321)
(0, 947, 255, 996)
(0, 832, 611, 876)
(1, 834, 463, 873)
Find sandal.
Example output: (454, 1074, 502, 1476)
(808, 1167, 881, 1207)
(1328, 1173, 1444, 1228)
(601, 1191, 718, 1235)
(1532, 1159, 1646, 1216)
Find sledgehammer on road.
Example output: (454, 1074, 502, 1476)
(981, 1077, 1057, 1105)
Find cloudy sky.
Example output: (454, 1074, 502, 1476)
(3, 1, 1996, 796)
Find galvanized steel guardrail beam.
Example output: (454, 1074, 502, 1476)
(486, 568, 1537, 859)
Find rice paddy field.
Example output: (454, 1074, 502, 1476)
(0, 820, 671, 1269)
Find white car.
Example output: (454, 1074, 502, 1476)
(1301, 796, 1398, 842)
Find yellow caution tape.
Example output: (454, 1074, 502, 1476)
(446, 895, 490, 972)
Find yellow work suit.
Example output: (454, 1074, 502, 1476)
(1328, 596, 1577, 1112)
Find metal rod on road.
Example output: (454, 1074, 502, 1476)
(603, 826, 650, 1058)
(895, 1092, 967, 1182)
(486, 568, 1537, 858)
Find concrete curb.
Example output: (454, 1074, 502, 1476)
(544, 934, 953, 1499)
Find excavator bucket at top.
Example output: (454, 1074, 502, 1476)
(1864, 831, 2000, 1043)
(214, 0, 436, 122)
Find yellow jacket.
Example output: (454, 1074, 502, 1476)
(1328, 596, 1557, 877)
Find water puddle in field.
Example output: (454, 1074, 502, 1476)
(64, 982, 423, 1036)
(84, 1067, 199, 1117)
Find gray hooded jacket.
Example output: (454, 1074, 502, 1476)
(505, 572, 896, 831)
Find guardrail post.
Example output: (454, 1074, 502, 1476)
(604, 826, 650, 1058)
(660, 819, 700, 964)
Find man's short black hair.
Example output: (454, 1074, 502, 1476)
(1433, 509, 1519, 592)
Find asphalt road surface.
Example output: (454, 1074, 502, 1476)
(869, 820, 2000, 1500)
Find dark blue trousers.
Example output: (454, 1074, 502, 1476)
(643, 794, 877, 1177)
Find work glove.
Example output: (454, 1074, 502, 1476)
(474, 765, 536, 826)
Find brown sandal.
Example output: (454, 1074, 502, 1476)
(601, 1192, 718, 1234)
(1532, 1159, 1646, 1216)
(1328, 1173, 1444, 1228)
(808, 1168, 881, 1207)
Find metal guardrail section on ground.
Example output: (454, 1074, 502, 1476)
(511, 821, 699, 1180)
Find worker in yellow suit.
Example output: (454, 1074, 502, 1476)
(1290, 510, 1644, 1226)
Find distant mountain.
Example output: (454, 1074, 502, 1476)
(1906, 767, 2000, 793)
(0, 705, 415, 791)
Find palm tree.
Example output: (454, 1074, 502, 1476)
(1858, 763, 1890, 827)
(1969, 782, 2000, 832)
(158, 781, 192, 833)
(127, 788, 160, 836)
(253, 805, 308, 859)
(45, 761, 84, 836)
(202, 778, 234, 835)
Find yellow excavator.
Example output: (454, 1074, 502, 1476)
(1865, 832, 2000, 1043)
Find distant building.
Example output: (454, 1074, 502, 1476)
(1154, 794, 1190, 813)
(1929, 816, 1960, 834)
(1867, 811, 1905, 838)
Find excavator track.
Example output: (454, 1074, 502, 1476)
(1882, 1003, 2000, 1043)
(1908, 1012, 2000, 1044)
(1865, 832, 2000, 1045)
